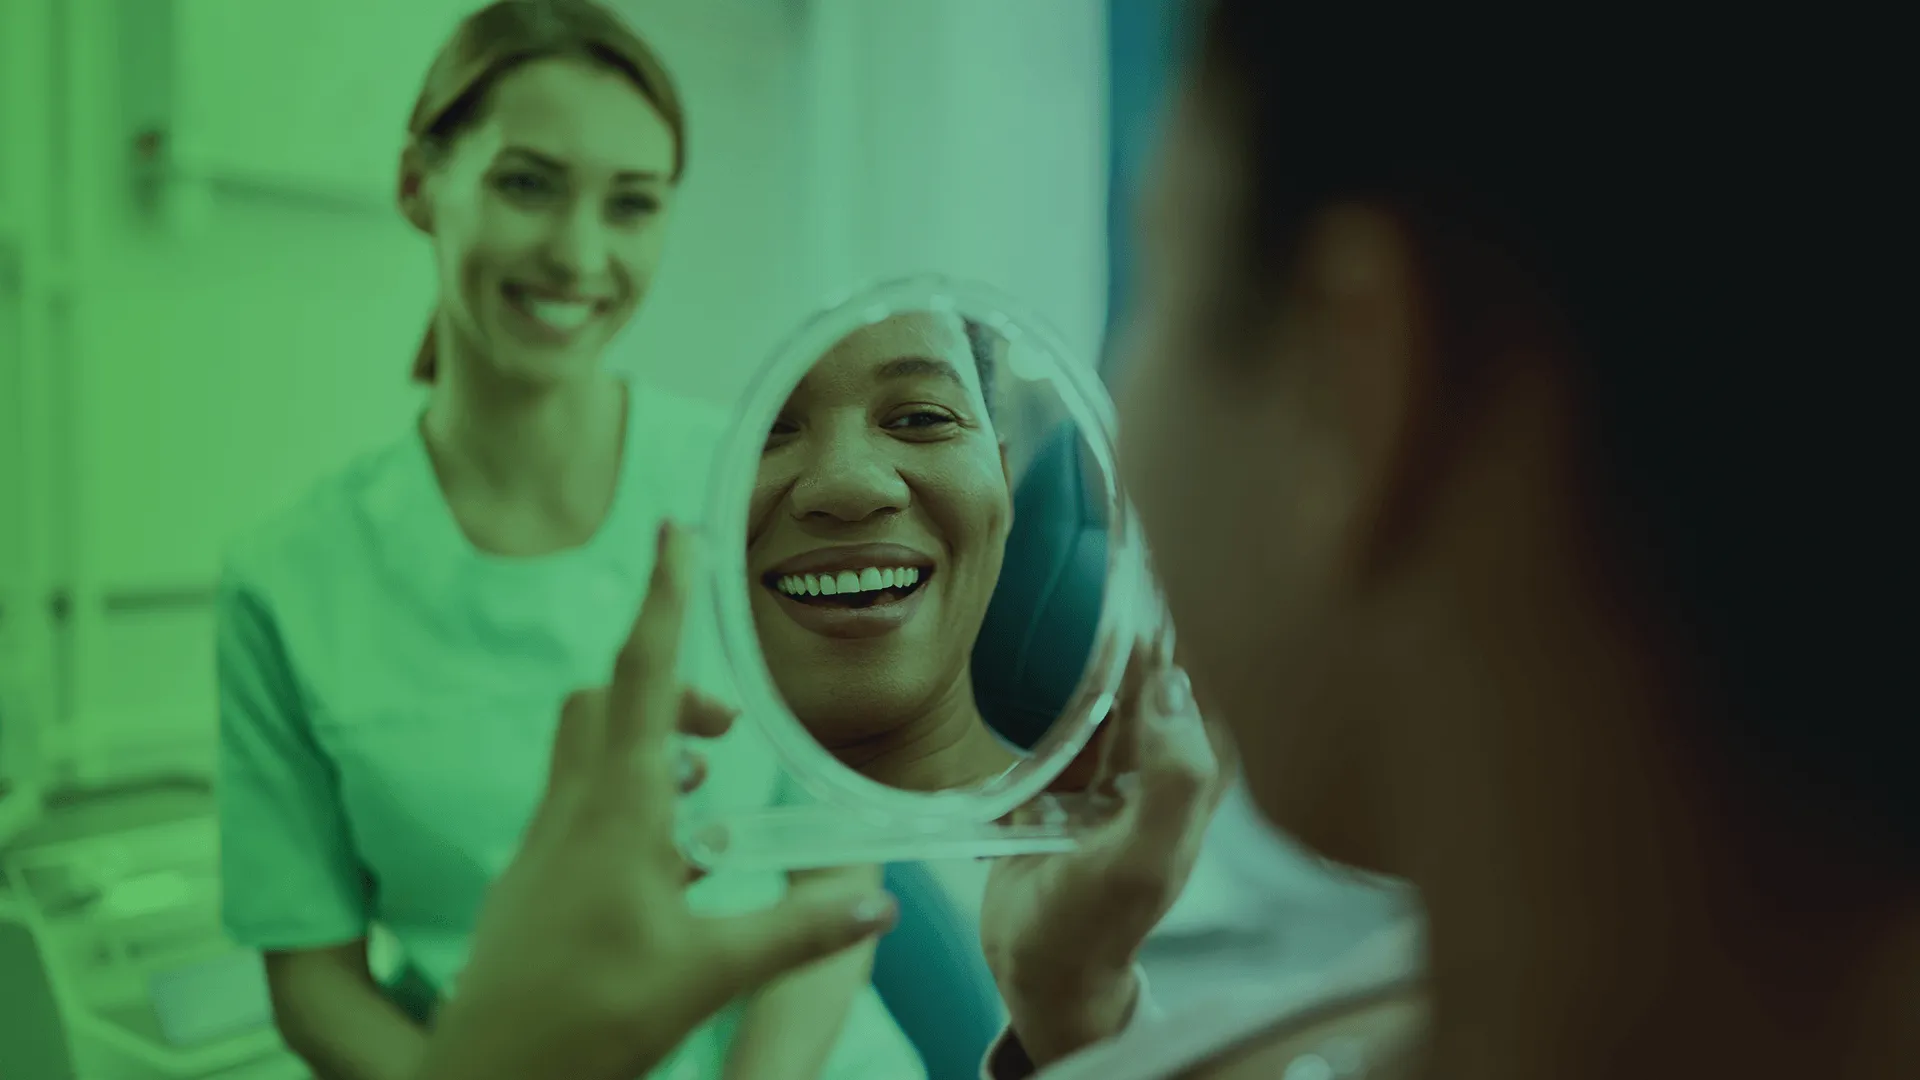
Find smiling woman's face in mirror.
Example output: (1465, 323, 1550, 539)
(747, 311, 1019, 787)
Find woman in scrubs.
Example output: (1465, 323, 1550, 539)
(403, 0, 1919, 1078)
(214, 3, 920, 1079)
(749, 312, 1022, 791)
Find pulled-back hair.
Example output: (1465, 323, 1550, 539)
(962, 317, 1002, 423)
(407, 0, 686, 384)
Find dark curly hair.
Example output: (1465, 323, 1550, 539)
(961, 318, 1001, 423)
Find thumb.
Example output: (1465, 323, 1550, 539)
(524, 691, 602, 847)
(704, 882, 899, 998)
(1123, 667, 1217, 850)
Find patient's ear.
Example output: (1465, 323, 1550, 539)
(1290, 202, 1436, 575)
(397, 146, 435, 235)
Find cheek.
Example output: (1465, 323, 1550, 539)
(620, 224, 667, 268)
(919, 453, 1011, 553)
(746, 461, 797, 541)
(604, 225, 667, 298)
(447, 210, 531, 284)
(1117, 339, 1266, 693)
(1118, 345, 1205, 560)
(747, 483, 778, 534)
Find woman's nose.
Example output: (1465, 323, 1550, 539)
(545, 207, 611, 281)
(791, 434, 910, 522)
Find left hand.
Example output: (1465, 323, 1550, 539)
(979, 637, 1234, 1068)
(413, 524, 901, 1080)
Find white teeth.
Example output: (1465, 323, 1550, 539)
(522, 297, 595, 331)
(774, 566, 924, 599)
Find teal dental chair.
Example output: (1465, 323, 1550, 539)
(872, 862, 1005, 1080)
(871, 418, 1116, 1075)
(972, 421, 1108, 750)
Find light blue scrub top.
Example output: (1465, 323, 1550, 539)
(215, 383, 923, 1080)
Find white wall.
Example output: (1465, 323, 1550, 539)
(0, 0, 1109, 785)
(0, 0, 62, 801)
(804, 0, 1109, 365)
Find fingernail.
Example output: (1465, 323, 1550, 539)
(674, 750, 697, 787)
(1155, 667, 1194, 716)
(852, 893, 897, 926)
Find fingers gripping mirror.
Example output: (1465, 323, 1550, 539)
(679, 277, 1169, 873)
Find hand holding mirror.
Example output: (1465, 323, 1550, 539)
(680, 277, 1171, 873)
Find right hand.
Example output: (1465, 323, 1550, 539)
(979, 638, 1233, 1068)
(415, 523, 900, 1080)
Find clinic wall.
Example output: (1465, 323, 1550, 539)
(7, 0, 1109, 784)
(28, 0, 819, 781)
(1, 0, 64, 796)
(804, 0, 1110, 364)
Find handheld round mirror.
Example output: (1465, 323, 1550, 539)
(680, 276, 1169, 873)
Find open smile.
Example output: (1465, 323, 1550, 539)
(502, 282, 611, 343)
(764, 565, 930, 609)
(757, 545, 937, 640)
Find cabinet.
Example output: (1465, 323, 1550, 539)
(0, 788, 307, 1078)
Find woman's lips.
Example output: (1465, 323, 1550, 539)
(502, 283, 606, 343)
(763, 575, 931, 640)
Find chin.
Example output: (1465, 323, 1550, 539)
(493, 348, 600, 389)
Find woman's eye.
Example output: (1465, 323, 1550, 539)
(888, 409, 959, 432)
(611, 194, 661, 220)
(763, 418, 799, 449)
(496, 172, 553, 197)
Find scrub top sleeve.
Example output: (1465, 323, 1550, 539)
(214, 570, 372, 950)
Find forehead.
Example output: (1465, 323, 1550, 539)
(472, 56, 675, 175)
(801, 312, 982, 396)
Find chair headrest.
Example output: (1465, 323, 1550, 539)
(972, 421, 1110, 750)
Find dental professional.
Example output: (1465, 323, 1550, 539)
(213, 3, 919, 1079)
(381, 2, 1919, 1079)
(750, 312, 1024, 790)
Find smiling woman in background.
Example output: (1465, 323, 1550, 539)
(212, 3, 920, 1079)
(750, 312, 1022, 790)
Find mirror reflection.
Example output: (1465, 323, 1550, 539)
(745, 309, 1109, 790)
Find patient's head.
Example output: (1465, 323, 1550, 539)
(748, 312, 1015, 777)
(1117, 4, 1910, 884)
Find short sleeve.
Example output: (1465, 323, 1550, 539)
(215, 568, 371, 949)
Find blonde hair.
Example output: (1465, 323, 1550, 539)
(407, 0, 686, 383)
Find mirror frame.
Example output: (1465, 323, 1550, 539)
(704, 275, 1156, 824)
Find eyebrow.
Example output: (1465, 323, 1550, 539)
(499, 146, 666, 183)
(876, 355, 966, 388)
